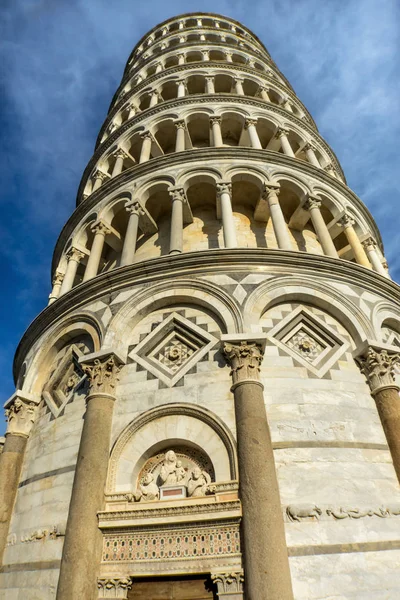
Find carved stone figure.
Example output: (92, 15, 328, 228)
(159, 450, 179, 486)
(286, 504, 322, 522)
(138, 473, 159, 501)
(187, 466, 211, 497)
(175, 460, 187, 483)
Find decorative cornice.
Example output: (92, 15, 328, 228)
(15, 249, 400, 381)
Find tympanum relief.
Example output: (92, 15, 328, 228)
(127, 448, 215, 502)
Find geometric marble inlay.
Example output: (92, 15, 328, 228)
(129, 313, 218, 387)
(42, 344, 86, 418)
(267, 306, 349, 377)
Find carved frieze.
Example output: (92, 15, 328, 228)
(285, 503, 400, 522)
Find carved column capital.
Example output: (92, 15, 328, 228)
(339, 213, 355, 228)
(264, 182, 280, 197)
(211, 571, 244, 596)
(304, 195, 322, 211)
(216, 182, 232, 198)
(91, 220, 111, 236)
(140, 130, 154, 141)
(93, 169, 109, 182)
(275, 127, 290, 139)
(112, 148, 129, 160)
(205, 75, 214, 83)
(245, 118, 258, 129)
(52, 271, 64, 286)
(80, 351, 124, 398)
(210, 115, 222, 126)
(222, 337, 266, 388)
(168, 186, 187, 203)
(4, 391, 40, 437)
(125, 199, 144, 216)
(97, 576, 132, 599)
(362, 236, 376, 251)
(67, 247, 85, 263)
(354, 343, 400, 394)
(174, 119, 186, 130)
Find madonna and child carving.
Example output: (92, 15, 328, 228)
(127, 449, 215, 502)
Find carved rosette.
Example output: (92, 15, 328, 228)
(97, 577, 132, 599)
(5, 395, 39, 437)
(82, 354, 123, 397)
(211, 571, 244, 595)
(223, 341, 264, 386)
(355, 346, 400, 394)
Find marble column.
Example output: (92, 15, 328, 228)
(222, 339, 294, 600)
(174, 120, 186, 152)
(216, 182, 237, 248)
(210, 116, 223, 147)
(225, 51, 233, 62)
(264, 184, 292, 250)
(339, 214, 371, 268)
(48, 271, 64, 305)
(56, 351, 124, 600)
(0, 392, 39, 564)
(149, 91, 159, 107)
(234, 77, 245, 95)
(92, 169, 109, 192)
(275, 128, 295, 157)
(355, 344, 400, 482)
(128, 103, 137, 119)
(304, 196, 338, 258)
(245, 118, 262, 149)
(176, 80, 186, 98)
(304, 143, 320, 167)
(362, 237, 388, 276)
(205, 76, 215, 94)
(111, 149, 129, 177)
(59, 248, 85, 295)
(178, 53, 185, 65)
(83, 222, 111, 282)
(97, 577, 132, 599)
(155, 62, 163, 73)
(281, 97, 293, 112)
(259, 86, 271, 101)
(202, 50, 210, 61)
(169, 187, 186, 255)
(139, 132, 153, 163)
(120, 201, 144, 266)
(323, 162, 337, 178)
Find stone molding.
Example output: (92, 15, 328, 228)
(98, 498, 241, 527)
(79, 350, 125, 397)
(16, 249, 400, 380)
(4, 390, 40, 437)
(97, 577, 132, 599)
(354, 341, 400, 394)
(222, 335, 266, 387)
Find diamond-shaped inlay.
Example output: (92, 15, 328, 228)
(267, 306, 349, 377)
(42, 344, 87, 417)
(129, 313, 218, 387)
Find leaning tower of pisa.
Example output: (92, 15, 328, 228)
(1, 11, 400, 600)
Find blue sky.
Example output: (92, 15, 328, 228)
(1, 0, 399, 425)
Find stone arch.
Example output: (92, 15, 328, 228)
(22, 312, 103, 394)
(244, 276, 373, 344)
(371, 301, 400, 342)
(107, 403, 238, 493)
(104, 279, 242, 354)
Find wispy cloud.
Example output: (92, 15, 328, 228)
(0, 0, 399, 412)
